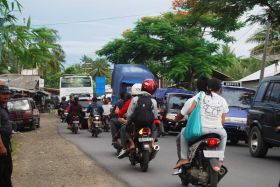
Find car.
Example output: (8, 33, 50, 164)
(246, 76, 280, 157)
(7, 98, 40, 131)
(163, 93, 193, 133)
(221, 85, 256, 145)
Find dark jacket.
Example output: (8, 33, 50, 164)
(0, 104, 12, 136)
(0, 104, 12, 152)
(59, 101, 68, 110)
(68, 103, 83, 117)
(87, 102, 103, 116)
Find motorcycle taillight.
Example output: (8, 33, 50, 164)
(207, 138, 220, 148)
(139, 128, 151, 136)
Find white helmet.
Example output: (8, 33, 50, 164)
(131, 83, 142, 96)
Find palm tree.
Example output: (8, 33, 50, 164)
(247, 26, 280, 58)
(90, 58, 111, 82)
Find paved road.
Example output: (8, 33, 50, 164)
(58, 122, 280, 187)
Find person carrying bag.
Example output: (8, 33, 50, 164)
(183, 92, 204, 141)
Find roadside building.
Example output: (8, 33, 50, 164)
(238, 62, 280, 89)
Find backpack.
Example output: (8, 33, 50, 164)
(132, 95, 155, 126)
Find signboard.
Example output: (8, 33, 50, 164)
(95, 76, 106, 95)
(223, 81, 242, 87)
(39, 78, 44, 88)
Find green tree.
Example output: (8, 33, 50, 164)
(98, 12, 241, 88)
(0, 1, 65, 75)
(63, 64, 84, 75)
(247, 25, 280, 57)
(172, 0, 280, 27)
(90, 58, 111, 82)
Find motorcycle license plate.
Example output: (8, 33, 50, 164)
(203, 150, 224, 158)
(73, 121, 79, 123)
(138, 137, 153, 142)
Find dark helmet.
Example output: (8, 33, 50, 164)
(92, 97, 97, 102)
(141, 79, 158, 95)
(0, 85, 11, 94)
(62, 96, 66, 101)
(74, 96, 79, 103)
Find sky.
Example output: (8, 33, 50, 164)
(16, 0, 259, 67)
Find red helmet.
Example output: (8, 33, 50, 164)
(141, 79, 158, 94)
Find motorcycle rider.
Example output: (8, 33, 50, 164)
(117, 80, 158, 158)
(58, 96, 68, 118)
(173, 76, 208, 174)
(87, 97, 103, 131)
(174, 78, 228, 172)
(101, 98, 112, 129)
(68, 96, 83, 129)
(110, 92, 126, 143)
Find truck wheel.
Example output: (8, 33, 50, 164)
(249, 126, 268, 157)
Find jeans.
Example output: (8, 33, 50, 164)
(180, 127, 227, 161)
(0, 137, 13, 187)
(176, 132, 181, 160)
(109, 118, 122, 140)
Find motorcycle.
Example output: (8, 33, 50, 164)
(128, 125, 160, 172)
(59, 108, 67, 122)
(90, 115, 103, 137)
(70, 115, 80, 134)
(102, 115, 110, 132)
(178, 133, 227, 187)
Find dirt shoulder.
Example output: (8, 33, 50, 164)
(12, 113, 126, 187)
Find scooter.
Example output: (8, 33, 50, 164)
(128, 126, 160, 172)
(90, 115, 103, 137)
(178, 133, 227, 187)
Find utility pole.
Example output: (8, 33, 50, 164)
(0, 19, 4, 65)
(259, 22, 271, 81)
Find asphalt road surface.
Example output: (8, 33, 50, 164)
(58, 123, 280, 187)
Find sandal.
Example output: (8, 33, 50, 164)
(173, 159, 190, 169)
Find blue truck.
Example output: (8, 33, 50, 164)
(111, 64, 155, 104)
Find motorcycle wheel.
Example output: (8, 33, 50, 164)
(74, 126, 78, 134)
(180, 177, 189, 186)
(140, 150, 150, 172)
(208, 166, 218, 187)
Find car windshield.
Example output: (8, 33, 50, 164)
(8, 100, 30, 111)
(221, 88, 255, 109)
(61, 77, 91, 88)
(78, 100, 90, 108)
(167, 94, 192, 113)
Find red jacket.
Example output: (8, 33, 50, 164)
(118, 99, 132, 118)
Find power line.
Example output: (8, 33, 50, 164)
(32, 12, 163, 27)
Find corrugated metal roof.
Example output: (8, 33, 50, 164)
(238, 62, 280, 82)
(0, 74, 40, 90)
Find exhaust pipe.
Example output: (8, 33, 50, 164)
(150, 145, 160, 160)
